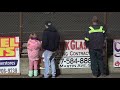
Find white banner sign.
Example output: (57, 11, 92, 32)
(113, 40, 120, 67)
(0, 37, 20, 75)
(55, 40, 91, 68)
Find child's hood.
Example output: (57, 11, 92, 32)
(28, 39, 40, 45)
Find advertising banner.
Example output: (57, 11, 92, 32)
(56, 40, 90, 68)
(113, 40, 120, 67)
(0, 37, 20, 75)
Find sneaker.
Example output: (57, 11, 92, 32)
(44, 75, 50, 78)
(52, 76, 56, 78)
(92, 75, 98, 78)
(44, 76, 49, 78)
(99, 74, 107, 78)
(99, 74, 106, 78)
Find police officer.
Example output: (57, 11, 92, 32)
(84, 16, 107, 78)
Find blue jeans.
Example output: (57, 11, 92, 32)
(43, 50, 56, 78)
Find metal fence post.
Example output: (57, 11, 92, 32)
(104, 12, 108, 25)
(104, 12, 109, 75)
(19, 12, 23, 57)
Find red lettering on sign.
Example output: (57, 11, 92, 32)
(115, 61, 120, 66)
(71, 40, 75, 50)
(80, 42, 84, 50)
(66, 42, 70, 50)
(84, 42, 87, 50)
(76, 41, 80, 50)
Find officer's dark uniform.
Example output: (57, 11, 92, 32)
(84, 24, 106, 77)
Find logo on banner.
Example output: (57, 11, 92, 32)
(114, 42, 120, 57)
(0, 37, 19, 57)
(114, 61, 120, 67)
(0, 60, 18, 67)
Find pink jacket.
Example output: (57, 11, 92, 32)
(27, 39, 41, 61)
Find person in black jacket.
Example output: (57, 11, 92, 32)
(42, 21, 60, 78)
(84, 16, 107, 78)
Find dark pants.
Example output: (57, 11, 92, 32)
(89, 49, 106, 76)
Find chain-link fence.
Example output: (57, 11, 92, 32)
(0, 12, 119, 56)
(0, 12, 19, 36)
(0, 12, 105, 40)
(22, 12, 105, 41)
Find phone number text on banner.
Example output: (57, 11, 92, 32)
(56, 40, 91, 68)
(58, 57, 90, 68)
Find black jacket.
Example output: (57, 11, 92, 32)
(42, 26, 60, 52)
(84, 24, 107, 49)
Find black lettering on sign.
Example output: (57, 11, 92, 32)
(80, 58, 84, 63)
(0, 68, 7, 74)
(79, 58, 91, 63)
(59, 64, 63, 67)
(69, 58, 74, 64)
(84, 58, 88, 63)
(66, 58, 70, 64)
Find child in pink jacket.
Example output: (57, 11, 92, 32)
(27, 33, 41, 77)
